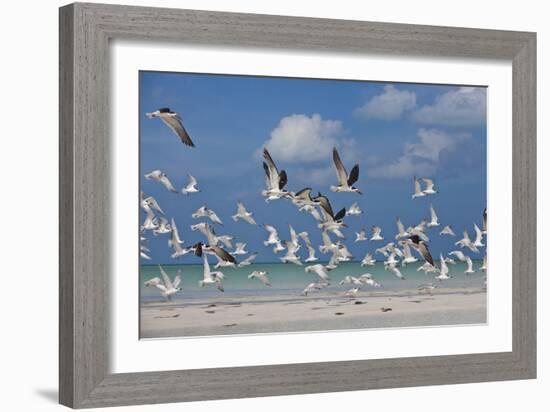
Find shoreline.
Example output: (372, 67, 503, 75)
(140, 289, 487, 338)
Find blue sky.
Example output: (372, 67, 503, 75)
(140, 71, 486, 264)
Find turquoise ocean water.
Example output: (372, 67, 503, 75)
(140, 260, 486, 302)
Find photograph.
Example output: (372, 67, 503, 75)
(138, 71, 487, 339)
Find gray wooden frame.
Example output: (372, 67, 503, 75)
(59, 2, 536, 408)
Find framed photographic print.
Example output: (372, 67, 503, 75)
(137, 72, 488, 339)
(59, 2, 536, 408)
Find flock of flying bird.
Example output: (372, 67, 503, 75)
(141, 107, 487, 301)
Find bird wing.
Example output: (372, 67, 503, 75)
(308, 207, 323, 222)
(208, 271, 225, 290)
(466, 257, 473, 271)
(396, 218, 405, 234)
(209, 211, 224, 225)
(401, 242, 412, 258)
(264, 224, 279, 240)
(192, 242, 203, 257)
(474, 223, 483, 242)
(441, 225, 455, 236)
(299, 231, 312, 246)
(142, 211, 156, 228)
(172, 271, 182, 289)
(169, 227, 182, 249)
(241, 253, 258, 265)
(418, 243, 435, 266)
(213, 252, 225, 264)
(171, 218, 183, 243)
(187, 174, 198, 188)
(234, 242, 245, 252)
(215, 280, 224, 292)
(430, 204, 438, 222)
(237, 201, 247, 215)
(278, 170, 288, 190)
(198, 223, 217, 246)
(155, 284, 168, 293)
(332, 147, 348, 185)
(263, 148, 280, 189)
(209, 245, 236, 263)
(262, 162, 272, 189)
(410, 228, 430, 242)
(158, 265, 173, 289)
(414, 177, 422, 194)
(202, 255, 212, 280)
(347, 164, 360, 186)
(218, 234, 233, 249)
(284, 240, 299, 256)
(289, 225, 298, 245)
(333, 207, 346, 221)
(144, 277, 161, 287)
(415, 219, 427, 231)
(422, 178, 434, 190)
(327, 251, 340, 267)
(295, 187, 312, 201)
(439, 254, 448, 275)
(316, 195, 334, 218)
(467, 242, 480, 253)
(158, 216, 169, 228)
(146, 196, 165, 215)
(160, 114, 195, 146)
(242, 214, 256, 225)
(321, 230, 332, 248)
(313, 265, 330, 281)
(258, 273, 271, 286)
(449, 250, 465, 261)
(200, 234, 214, 251)
(319, 209, 333, 225)
(159, 174, 177, 193)
(144, 170, 159, 180)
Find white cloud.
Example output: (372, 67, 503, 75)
(368, 128, 470, 179)
(295, 166, 335, 186)
(411, 87, 486, 127)
(403, 128, 456, 162)
(260, 113, 343, 162)
(368, 155, 435, 179)
(354, 85, 416, 121)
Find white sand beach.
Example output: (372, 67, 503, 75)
(140, 288, 486, 338)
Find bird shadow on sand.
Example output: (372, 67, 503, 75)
(35, 389, 58, 404)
